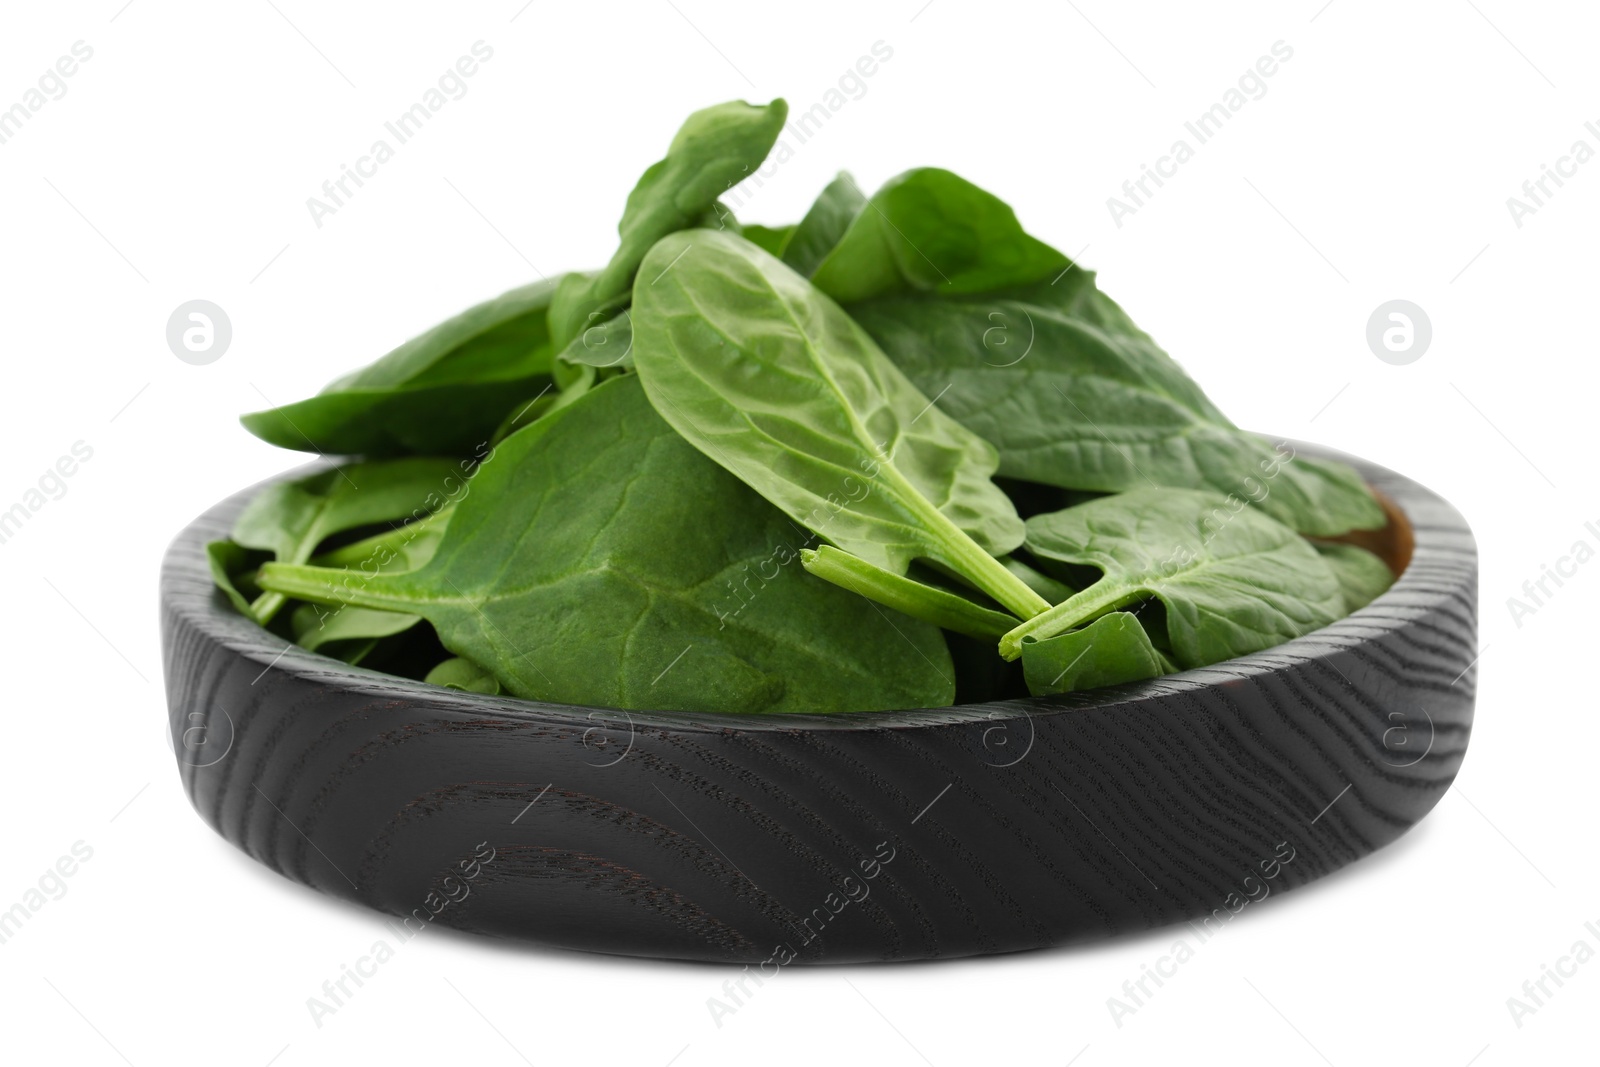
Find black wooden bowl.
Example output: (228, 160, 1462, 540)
(161, 444, 1476, 964)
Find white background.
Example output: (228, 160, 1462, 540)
(0, 1, 1594, 1064)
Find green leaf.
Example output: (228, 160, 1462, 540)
(241, 279, 561, 456)
(554, 310, 634, 370)
(1002, 488, 1345, 663)
(808, 168, 1069, 302)
(852, 272, 1386, 537)
(800, 546, 1019, 641)
(206, 539, 266, 617)
(257, 377, 954, 713)
(296, 510, 450, 662)
(781, 172, 867, 277)
(489, 393, 559, 446)
(1021, 611, 1176, 695)
(308, 505, 451, 571)
(291, 602, 421, 663)
(425, 657, 502, 694)
(630, 227, 1049, 620)
(547, 98, 790, 348)
(1313, 542, 1394, 612)
(228, 457, 464, 624)
(740, 223, 796, 257)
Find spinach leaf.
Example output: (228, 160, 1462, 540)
(206, 539, 268, 618)
(425, 657, 502, 694)
(1020, 611, 1175, 695)
(800, 546, 1019, 640)
(554, 310, 634, 370)
(808, 168, 1068, 302)
(489, 393, 559, 445)
(257, 377, 954, 713)
(226, 457, 462, 624)
(1313, 541, 1394, 612)
(547, 98, 790, 348)
(1002, 487, 1345, 663)
(850, 273, 1385, 538)
(781, 172, 867, 277)
(212, 102, 1396, 717)
(798, 165, 1382, 537)
(291, 602, 420, 663)
(630, 227, 1050, 620)
(308, 505, 451, 571)
(287, 512, 444, 664)
(241, 278, 561, 456)
(740, 223, 796, 258)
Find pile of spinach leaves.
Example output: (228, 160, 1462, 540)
(213, 98, 1393, 714)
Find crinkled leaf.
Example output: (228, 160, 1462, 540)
(631, 227, 1047, 619)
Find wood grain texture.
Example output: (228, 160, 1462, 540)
(161, 445, 1477, 963)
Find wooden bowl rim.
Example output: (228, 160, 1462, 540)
(164, 441, 1466, 735)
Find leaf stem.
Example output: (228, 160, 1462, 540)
(998, 580, 1144, 660)
(801, 546, 1019, 641)
(256, 562, 411, 615)
(248, 590, 290, 628)
(909, 496, 1051, 620)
